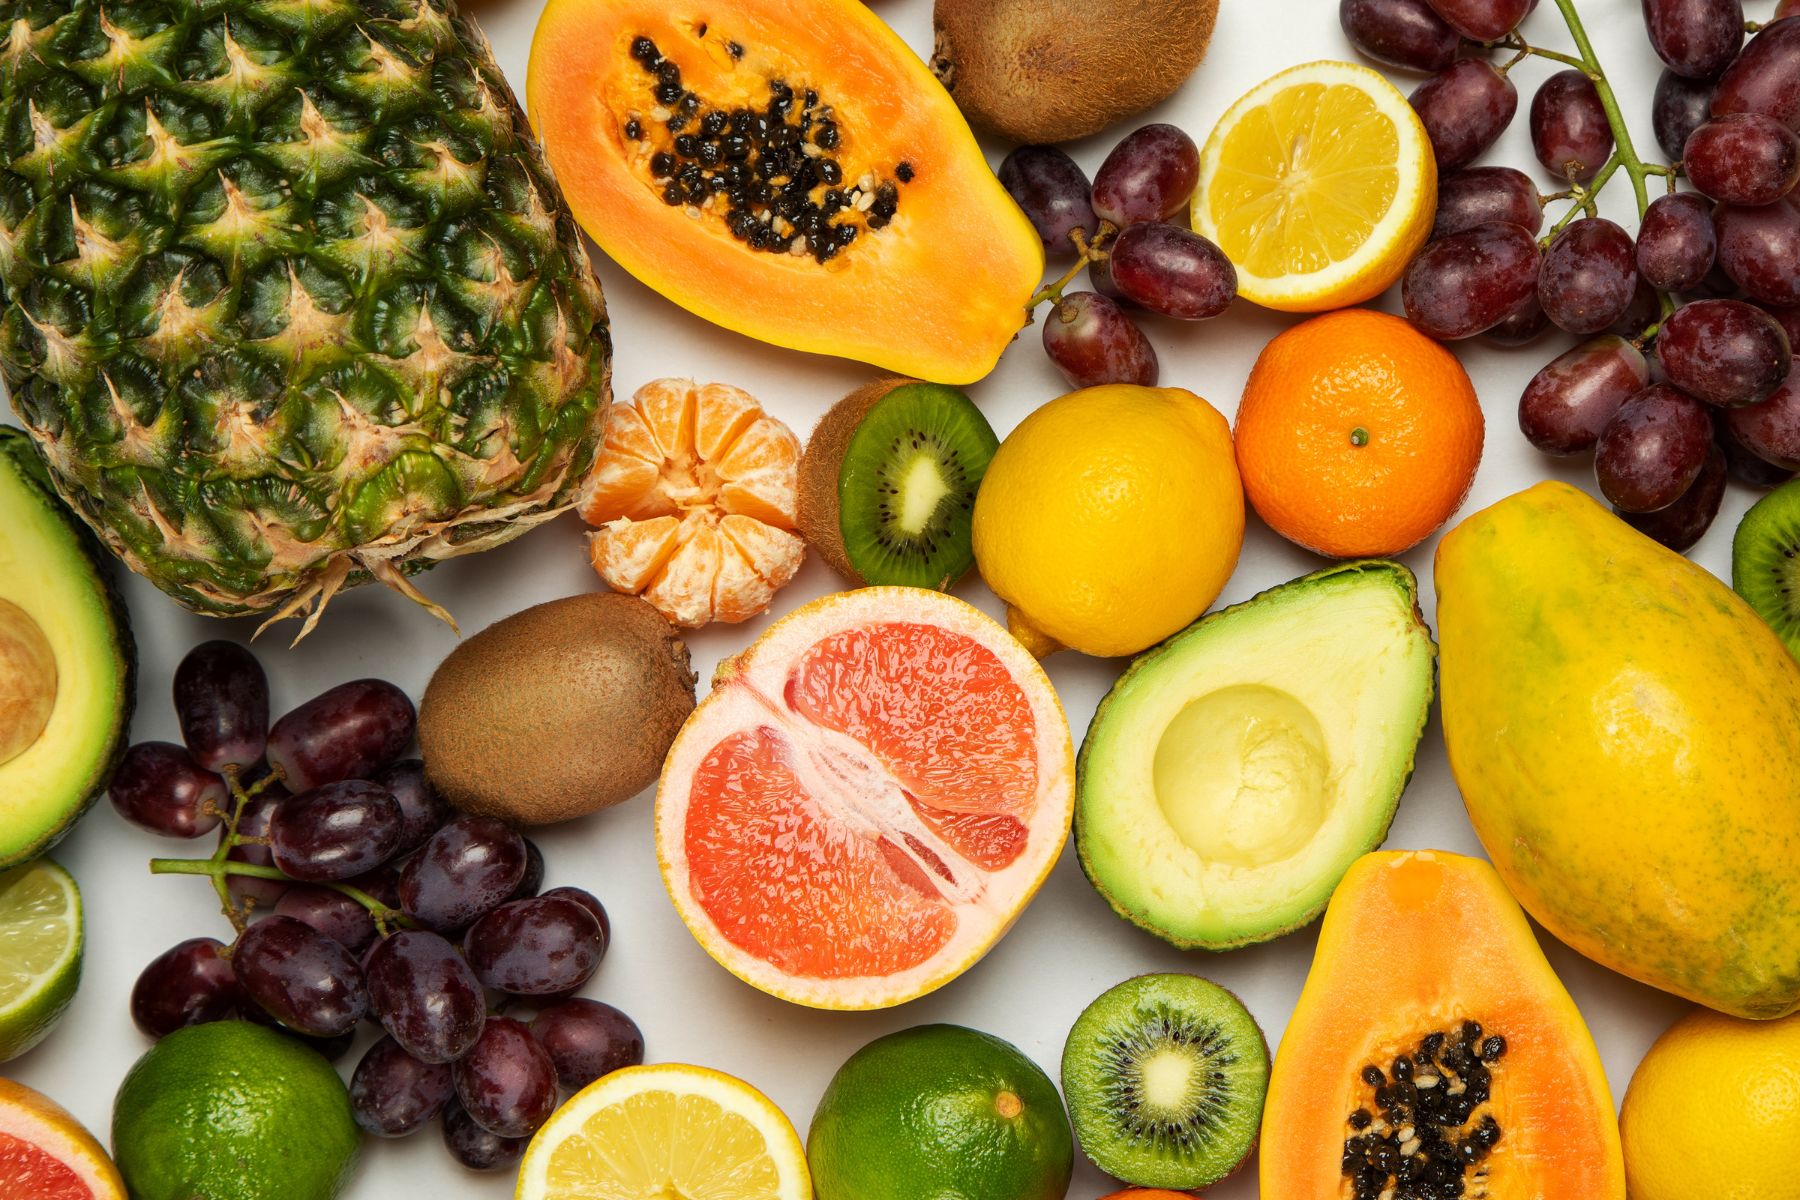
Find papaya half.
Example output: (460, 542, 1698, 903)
(1261, 850, 1624, 1200)
(1436, 481, 1800, 1019)
(526, 0, 1044, 384)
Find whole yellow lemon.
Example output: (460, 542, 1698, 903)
(972, 385, 1243, 658)
(1622, 1006, 1800, 1200)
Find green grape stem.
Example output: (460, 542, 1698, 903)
(149, 764, 414, 936)
(1025, 223, 1115, 315)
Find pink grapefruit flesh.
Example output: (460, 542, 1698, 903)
(657, 588, 1074, 1009)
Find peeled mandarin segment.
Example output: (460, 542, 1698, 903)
(686, 727, 955, 978)
(589, 515, 682, 593)
(787, 623, 1039, 818)
(719, 515, 805, 588)
(634, 377, 699, 462)
(578, 404, 667, 523)
(712, 416, 800, 528)
(636, 517, 724, 629)
(692, 383, 766, 462)
(707, 535, 779, 626)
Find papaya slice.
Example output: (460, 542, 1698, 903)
(526, 0, 1044, 384)
(1261, 850, 1624, 1200)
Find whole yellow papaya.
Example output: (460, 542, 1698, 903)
(1436, 481, 1800, 1019)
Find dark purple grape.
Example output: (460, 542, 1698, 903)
(1087, 252, 1131, 305)
(367, 759, 447, 857)
(1483, 292, 1553, 345)
(442, 1098, 527, 1172)
(1530, 70, 1614, 184)
(1519, 335, 1652, 454)
(1539, 218, 1640, 335)
(238, 1000, 357, 1060)
(266, 679, 415, 793)
(1636, 192, 1718, 291)
(454, 1018, 558, 1139)
(998, 146, 1099, 257)
(349, 861, 404, 912)
(1656, 298, 1793, 406)
(130, 937, 241, 1039)
(1422, 0, 1530, 40)
(1042, 292, 1159, 387)
(351, 1035, 455, 1138)
(1711, 16, 1800, 132)
(541, 887, 611, 948)
(172, 641, 268, 773)
(1724, 369, 1800, 468)
(1619, 441, 1728, 551)
(1090, 125, 1200, 228)
(1341, 0, 1462, 71)
(222, 786, 288, 908)
(510, 839, 545, 902)
(1411, 59, 1519, 171)
(1643, 0, 1745, 79)
(269, 780, 403, 882)
(1107, 223, 1235, 320)
(1716, 199, 1800, 304)
(1433, 166, 1544, 238)
(364, 930, 485, 1064)
(1595, 384, 1714, 510)
(1718, 407, 1799, 482)
(1685, 113, 1800, 205)
(1654, 70, 1718, 160)
(1402, 221, 1542, 339)
(110, 742, 227, 839)
(1609, 278, 1665, 339)
(232, 915, 367, 1037)
(531, 1000, 645, 1092)
(463, 896, 605, 997)
(274, 885, 379, 957)
(398, 815, 528, 932)
(1783, 0, 1800, 18)
(1762, 303, 1800, 346)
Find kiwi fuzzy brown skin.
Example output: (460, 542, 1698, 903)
(795, 377, 914, 586)
(418, 593, 698, 826)
(931, 0, 1219, 144)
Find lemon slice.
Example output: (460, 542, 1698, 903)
(0, 858, 82, 1062)
(516, 1063, 812, 1200)
(1193, 60, 1437, 313)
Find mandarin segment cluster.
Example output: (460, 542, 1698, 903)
(5, 3, 1800, 1200)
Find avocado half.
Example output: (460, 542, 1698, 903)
(0, 428, 135, 868)
(1076, 560, 1435, 950)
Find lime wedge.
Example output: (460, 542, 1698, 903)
(0, 858, 83, 1062)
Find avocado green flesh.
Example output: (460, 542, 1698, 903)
(1077, 561, 1435, 949)
(0, 432, 133, 868)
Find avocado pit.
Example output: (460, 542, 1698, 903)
(0, 598, 56, 766)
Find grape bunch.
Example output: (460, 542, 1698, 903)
(1343, 0, 1800, 551)
(998, 124, 1237, 390)
(115, 641, 644, 1173)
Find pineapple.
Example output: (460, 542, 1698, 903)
(0, 0, 610, 636)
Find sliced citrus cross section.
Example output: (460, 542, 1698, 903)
(657, 588, 1074, 1009)
(515, 1063, 810, 1200)
(1193, 60, 1437, 313)
(0, 858, 82, 1062)
(0, 1077, 125, 1200)
(579, 378, 805, 628)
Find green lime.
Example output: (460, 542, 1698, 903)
(112, 1021, 360, 1200)
(0, 858, 82, 1062)
(807, 1023, 1072, 1200)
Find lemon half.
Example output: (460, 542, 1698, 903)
(1194, 60, 1437, 312)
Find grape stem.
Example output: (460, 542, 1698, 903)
(1024, 224, 1115, 316)
(147, 765, 415, 937)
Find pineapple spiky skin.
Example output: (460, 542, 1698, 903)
(0, 0, 610, 632)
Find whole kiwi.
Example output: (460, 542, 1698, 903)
(419, 593, 697, 825)
(932, 0, 1220, 144)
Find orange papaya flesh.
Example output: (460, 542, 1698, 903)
(1260, 850, 1624, 1200)
(526, 0, 1044, 384)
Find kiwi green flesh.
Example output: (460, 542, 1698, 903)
(838, 382, 998, 589)
(1733, 477, 1800, 658)
(1061, 973, 1268, 1190)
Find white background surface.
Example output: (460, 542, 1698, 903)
(5, 0, 1746, 1194)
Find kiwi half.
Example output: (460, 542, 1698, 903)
(1732, 476, 1800, 657)
(1061, 973, 1268, 1191)
(796, 378, 999, 589)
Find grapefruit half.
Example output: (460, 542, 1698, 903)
(657, 587, 1074, 1009)
(0, 1078, 125, 1200)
